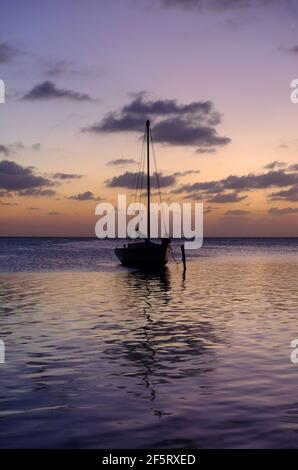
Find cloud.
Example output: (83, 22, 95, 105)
(288, 164, 298, 172)
(0, 201, 18, 206)
(22, 81, 93, 102)
(105, 171, 176, 189)
(0, 190, 11, 197)
(280, 44, 298, 55)
(204, 205, 216, 214)
(222, 170, 298, 190)
(269, 185, 298, 202)
(26, 207, 40, 211)
(83, 93, 230, 152)
(183, 192, 203, 200)
(224, 209, 250, 216)
(152, 117, 230, 148)
(106, 158, 136, 166)
(0, 145, 11, 156)
(159, 0, 276, 11)
(87, 114, 145, 133)
(68, 191, 100, 201)
(0, 41, 21, 64)
(39, 58, 105, 79)
(0, 160, 53, 191)
(173, 167, 298, 204)
(196, 148, 216, 154)
(47, 211, 61, 216)
(269, 207, 298, 216)
(43, 59, 71, 77)
(173, 170, 200, 177)
(122, 95, 221, 124)
(177, 169, 298, 195)
(18, 188, 56, 197)
(263, 161, 287, 170)
(0, 142, 41, 156)
(208, 192, 247, 203)
(52, 172, 83, 180)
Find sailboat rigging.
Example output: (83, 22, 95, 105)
(114, 120, 171, 269)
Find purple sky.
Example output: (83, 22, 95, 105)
(0, 0, 298, 236)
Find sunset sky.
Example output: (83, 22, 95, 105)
(1, 0, 298, 237)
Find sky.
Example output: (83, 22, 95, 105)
(0, 0, 298, 237)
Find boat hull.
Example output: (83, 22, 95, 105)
(115, 240, 170, 269)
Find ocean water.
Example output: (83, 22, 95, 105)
(0, 237, 298, 448)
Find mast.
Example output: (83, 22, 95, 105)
(146, 119, 150, 241)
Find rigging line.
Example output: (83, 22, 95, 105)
(134, 129, 146, 206)
(150, 128, 167, 236)
(118, 126, 145, 244)
(138, 141, 146, 232)
(137, 124, 147, 204)
(133, 128, 146, 236)
(139, 125, 147, 206)
(135, 130, 146, 235)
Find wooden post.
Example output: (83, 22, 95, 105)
(181, 244, 186, 272)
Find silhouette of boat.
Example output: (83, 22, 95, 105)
(115, 120, 171, 269)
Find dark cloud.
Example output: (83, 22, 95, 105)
(26, 207, 40, 211)
(105, 171, 176, 189)
(22, 81, 93, 102)
(106, 158, 136, 166)
(0, 160, 52, 191)
(47, 212, 61, 216)
(177, 170, 298, 195)
(83, 93, 230, 152)
(263, 161, 287, 170)
(269, 185, 298, 202)
(269, 207, 298, 216)
(86, 113, 145, 134)
(18, 188, 56, 197)
(183, 192, 203, 200)
(207, 192, 247, 203)
(222, 170, 298, 190)
(52, 172, 83, 180)
(122, 95, 221, 124)
(224, 209, 250, 216)
(68, 191, 100, 201)
(0, 41, 20, 64)
(288, 164, 298, 172)
(0, 145, 11, 156)
(152, 117, 230, 148)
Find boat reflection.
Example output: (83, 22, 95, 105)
(122, 268, 171, 417)
(115, 267, 219, 419)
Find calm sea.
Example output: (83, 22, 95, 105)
(0, 237, 298, 448)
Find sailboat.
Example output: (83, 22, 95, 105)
(115, 120, 171, 269)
